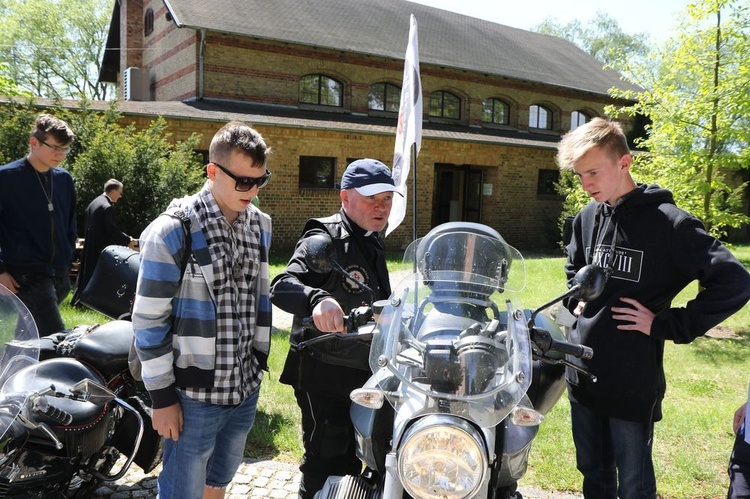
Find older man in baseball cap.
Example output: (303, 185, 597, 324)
(271, 158, 400, 498)
(339, 158, 402, 233)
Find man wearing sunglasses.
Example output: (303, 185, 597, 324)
(132, 121, 272, 499)
(0, 113, 77, 336)
(271, 158, 401, 498)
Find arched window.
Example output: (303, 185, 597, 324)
(482, 98, 509, 125)
(529, 104, 552, 130)
(144, 8, 154, 36)
(299, 75, 342, 107)
(429, 91, 460, 119)
(571, 110, 590, 130)
(369, 83, 401, 112)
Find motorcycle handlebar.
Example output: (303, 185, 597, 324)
(34, 399, 73, 426)
(547, 338, 593, 360)
(530, 327, 593, 360)
(300, 304, 373, 334)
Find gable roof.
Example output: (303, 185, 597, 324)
(161, 0, 640, 97)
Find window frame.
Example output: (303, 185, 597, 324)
(429, 90, 461, 120)
(298, 156, 337, 189)
(299, 75, 343, 107)
(571, 110, 591, 130)
(529, 104, 553, 130)
(368, 82, 401, 113)
(537, 168, 561, 196)
(482, 98, 510, 125)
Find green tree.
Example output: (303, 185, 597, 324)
(70, 115, 205, 236)
(0, 0, 112, 100)
(608, 0, 750, 238)
(533, 12, 651, 78)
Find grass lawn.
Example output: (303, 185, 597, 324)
(59, 244, 750, 498)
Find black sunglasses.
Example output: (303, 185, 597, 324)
(212, 163, 271, 192)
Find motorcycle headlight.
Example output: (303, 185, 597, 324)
(398, 415, 487, 499)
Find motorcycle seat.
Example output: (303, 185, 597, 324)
(75, 320, 132, 380)
(2, 357, 107, 429)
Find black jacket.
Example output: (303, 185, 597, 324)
(565, 184, 750, 423)
(0, 158, 77, 277)
(72, 193, 131, 304)
(271, 210, 391, 398)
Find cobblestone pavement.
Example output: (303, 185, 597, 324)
(92, 458, 582, 499)
(92, 459, 301, 499)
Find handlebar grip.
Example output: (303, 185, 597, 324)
(550, 340, 593, 360)
(300, 315, 354, 332)
(37, 403, 73, 426)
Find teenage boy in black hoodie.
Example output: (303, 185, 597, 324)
(556, 117, 750, 499)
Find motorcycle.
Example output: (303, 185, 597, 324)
(301, 222, 604, 499)
(0, 263, 160, 497)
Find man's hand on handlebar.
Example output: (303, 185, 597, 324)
(312, 297, 346, 333)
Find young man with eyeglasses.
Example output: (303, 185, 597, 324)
(132, 121, 272, 499)
(271, 158, 400, 498)
(557, 118, 750, 498)
(0, 113, 77, 336)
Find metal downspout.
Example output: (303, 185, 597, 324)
(199, 29, 206, 100)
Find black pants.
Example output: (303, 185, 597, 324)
(294, 389, 361, 499)
(15, 272, 69, 337)
(728, 425, 750, 499)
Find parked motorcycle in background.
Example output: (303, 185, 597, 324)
(305, 222, 604, 499)
(0, 279, 160, 497)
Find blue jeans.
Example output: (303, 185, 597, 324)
(728, 424, 750, 499)
(157, 387, 260, 499)
(15, 273, 68, 337)
(570, 401, 657, 499)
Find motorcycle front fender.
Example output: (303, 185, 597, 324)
(495, 417, 538, 488)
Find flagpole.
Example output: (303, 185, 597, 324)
(386, 14, 422, 240)
(410, 142, 417, 243)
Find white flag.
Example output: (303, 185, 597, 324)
(386, 14, 422, 237)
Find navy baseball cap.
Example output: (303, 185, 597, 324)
(340, 159, 402, 197)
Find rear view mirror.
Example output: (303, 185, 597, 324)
(304, 234, 335, 274)
(571, 265, 607, 302)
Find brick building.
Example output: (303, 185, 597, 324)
(99, 0, 641, 251)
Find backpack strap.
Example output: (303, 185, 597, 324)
(128, 208, 192, 382)
(161, 208, 192, 279)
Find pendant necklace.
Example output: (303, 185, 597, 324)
(34, 169, 54, 212)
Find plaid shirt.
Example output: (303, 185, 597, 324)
(182, 188, 263, 405)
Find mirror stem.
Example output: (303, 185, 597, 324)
(528, 284, 581, 327)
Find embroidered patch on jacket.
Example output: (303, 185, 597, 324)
(342, 265, 370, 294)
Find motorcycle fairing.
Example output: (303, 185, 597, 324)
(0, 285, 39, 450)
(370, 230, 532, 431)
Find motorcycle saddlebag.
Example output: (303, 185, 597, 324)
(111, 395, 163, 473)
(80, 245, 140, 320)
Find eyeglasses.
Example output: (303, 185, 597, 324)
(212, 162, 271, 192)
(37, 137, 71, 155)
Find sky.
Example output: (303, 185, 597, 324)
(407, 0, 691, 43)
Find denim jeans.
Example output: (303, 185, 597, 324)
(728, 424, 750, 499)
(15, 273, 69, 337)
(157, 387, 260, 499)
(570, 401, 657, 499)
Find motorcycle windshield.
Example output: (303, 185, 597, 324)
(0, 285, 40, 444)
(370, 230, 532, 428)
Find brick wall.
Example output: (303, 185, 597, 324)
(118, 113, 563, 252)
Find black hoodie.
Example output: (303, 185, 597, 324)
(564, 184, 750, 423)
